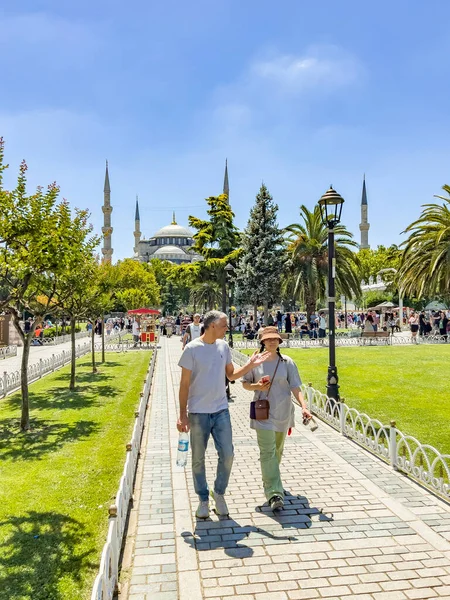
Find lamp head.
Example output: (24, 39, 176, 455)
(318, 186, 344, 227)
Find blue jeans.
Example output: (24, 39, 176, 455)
(189, 409, 234, 501)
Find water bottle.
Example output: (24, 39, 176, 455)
(176, 432, 189, 467)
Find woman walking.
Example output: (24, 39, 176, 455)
(242, 327, 311, 510)
(409, 311, 420, 343)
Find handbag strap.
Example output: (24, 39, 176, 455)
(266, 357, 281, 400)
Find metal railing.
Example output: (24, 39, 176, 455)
(231, 348, 450, 503)
(1, 334, 128, 398)
(0, 345, 18, 360)
(91, 351, 157, 600)
(232, 333, 449, 349)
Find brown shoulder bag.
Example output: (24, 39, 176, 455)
(250, 358, 281, 420)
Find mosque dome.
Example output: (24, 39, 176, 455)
(153, 245, 190, 259)
(153, 213, 193, 239)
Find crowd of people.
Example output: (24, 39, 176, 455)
(156, 306, 450, 344)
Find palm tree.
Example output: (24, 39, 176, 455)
(189, 282, 222, 312)
(284, 205, 360, 320)
(398, 186, 450, 300)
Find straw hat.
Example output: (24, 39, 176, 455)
(259, 326, 283, 343)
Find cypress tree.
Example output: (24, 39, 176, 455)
(235, 184, 285, 324)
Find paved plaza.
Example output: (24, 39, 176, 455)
(123, 336, 450, 600)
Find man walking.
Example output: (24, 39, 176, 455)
(182, 313, 202, 349)
(177, 310, 269, 518)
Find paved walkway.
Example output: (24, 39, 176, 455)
(0, 334, 101, 376)
(124, 337, 450, 600)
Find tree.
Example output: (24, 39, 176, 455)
(398, 186, 450, 300)
(54, 250, 103, 390)
(235, 184, 285, 324)
(112, 259, 160, 311)
(189, 281, 222, 311)
(150, 259, 194, 314)
(189, 194, 241, 311)
(356, 245, 402, 284)
(83, 263, 116, 374)
(0, 139, 98, 428)
(284, 205, 360, 320)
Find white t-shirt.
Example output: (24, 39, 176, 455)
(319, 316, 326, 329)
(178, 338, 232, 413)
(132, 321, 139, 336)
(188, 323, 202, 341)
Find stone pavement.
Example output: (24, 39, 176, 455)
(0, 333, 100, 376)
(124, 336, 450, 600)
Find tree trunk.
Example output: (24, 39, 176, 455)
(69, 317, 76, 391)
(10, 311, 33, 430)
(254, 302, 258, 326)
(263, 300, 269, 326)
(91, 324, 97, 374)
(101, 313, 105, 363)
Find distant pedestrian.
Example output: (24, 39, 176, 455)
(132, 319, 140, 347)
(177, 310, 270, 519)
(409, 311, 419, 344)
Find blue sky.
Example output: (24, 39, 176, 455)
(1, 0, 450, 260)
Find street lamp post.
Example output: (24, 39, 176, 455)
(318, 186, 345, 401)
(224, 263, 235, 348)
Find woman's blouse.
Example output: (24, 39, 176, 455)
(242, 355, 301, 432)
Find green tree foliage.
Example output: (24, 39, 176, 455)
(150, 259, 194, 314)
(189, 281, 222, 312)
(0, 139, 99, 429)
(398, 186, 450, 300)
(284, 205, 360, 320)
(357, 245, 402, 284)
(189, 194, 241, 311)
(112, 259, 160, 311)
(235, 184, 285, 323)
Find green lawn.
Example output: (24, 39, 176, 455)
(0, 352, 151, 600)
(243, 345, 450, 455)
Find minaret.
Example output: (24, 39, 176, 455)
(223, 159, 229, 203)
(102, 160, 114, 263)
(134, 195, 141, 256)
(359, 175, 370, 249)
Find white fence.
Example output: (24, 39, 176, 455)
(1, 333, 128, 398)
(231, 348, 450, 503)
(0, 345, 17, 360)
(232, 333, 448, 349)
(91, 351, 157, 600)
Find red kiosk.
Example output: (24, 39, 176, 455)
(127, 308, 160, 344)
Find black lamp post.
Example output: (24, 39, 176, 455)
(224, 263, 235, 348)
(318, 186, 344, 401)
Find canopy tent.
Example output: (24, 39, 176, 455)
(425, 301, 448, 311)
(127, 308, 161, 315)
(367, 301, 396, 311)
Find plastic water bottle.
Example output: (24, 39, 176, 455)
(176, 432, 189, 467)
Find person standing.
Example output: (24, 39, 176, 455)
(177, 311, 270, 518)
(318, 312, 327, 342)
(182, 313, 202, 349)
(132, 318, 140, 347)
(242, 327, 311, 510)
(409, 311, 420, 343)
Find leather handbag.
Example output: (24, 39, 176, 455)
(250, 358, 281, 420)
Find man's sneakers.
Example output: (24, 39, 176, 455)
(211, 490, 229, 516)
(269, 495, 284, 511)
(196, 500, 209, 519)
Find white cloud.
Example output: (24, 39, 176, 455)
(250, 47, 362, 92)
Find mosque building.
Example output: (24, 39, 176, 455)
(101, 160, 370, 262)
(101, 160, 230, 265)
